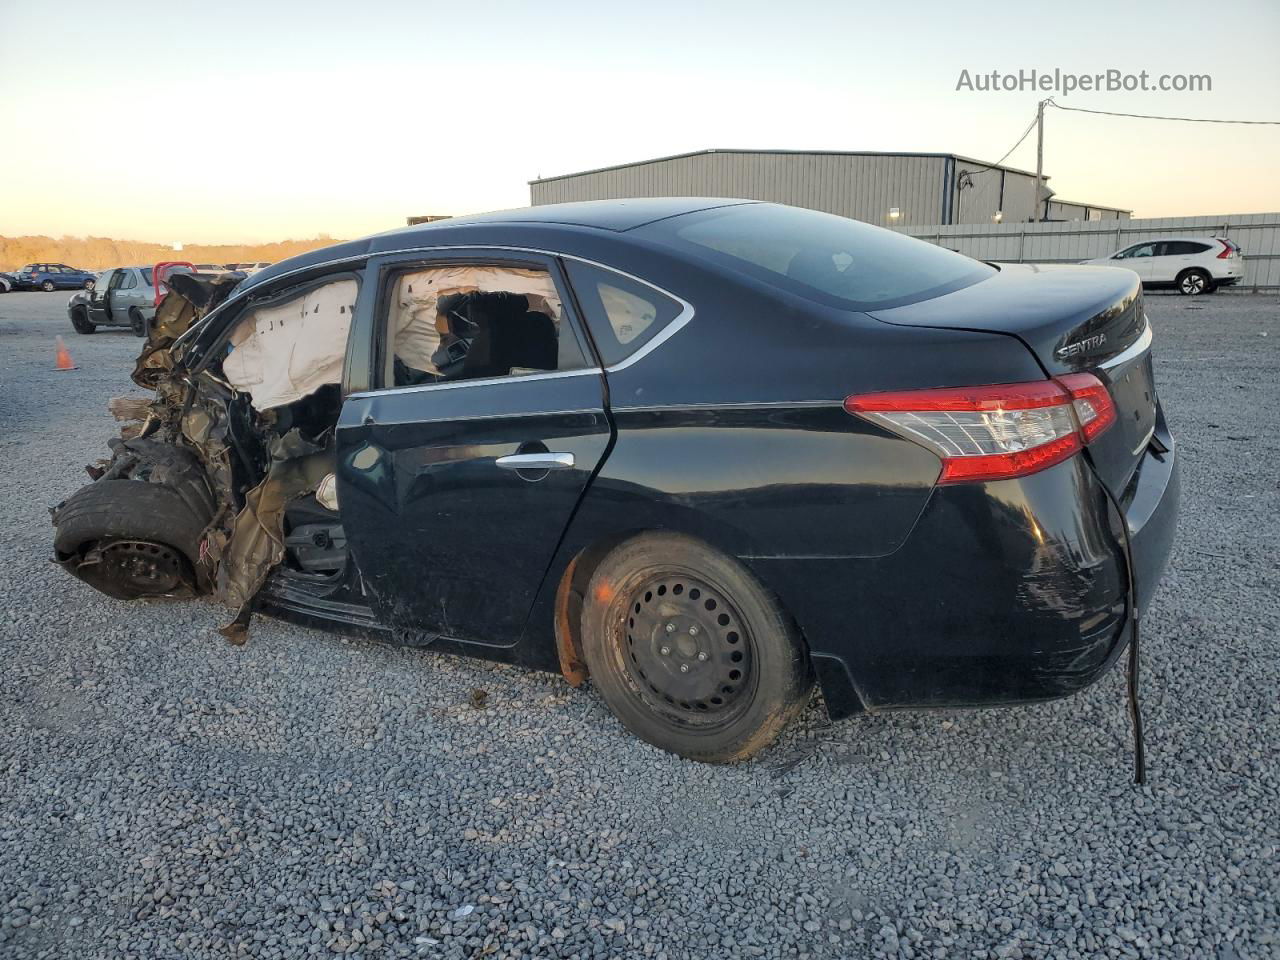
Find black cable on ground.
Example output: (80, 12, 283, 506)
(1100, 479, 1147, 786)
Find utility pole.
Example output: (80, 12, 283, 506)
(1032, 99, 1045, 224)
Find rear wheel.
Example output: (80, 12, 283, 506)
(129, 308, 147, 337)
(1177, 268, 1210, 296)
(581, 532, 812, 763)
(70, 306, 95, 334)
(41, 279, 56, 292)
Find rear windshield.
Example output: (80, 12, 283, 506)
(644, 203, 995, 311)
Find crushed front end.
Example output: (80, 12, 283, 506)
(51, 274, 343, 643)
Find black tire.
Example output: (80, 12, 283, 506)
(129, 308, 147, 337)
(581, 532, 812, 763)
(1177, 268, 1210, 296)
(70, 306, 96, 334)
(53, 479, 211, 600)
(41, 279, 56, 292)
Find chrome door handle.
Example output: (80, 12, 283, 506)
(495, 452, 575, 471)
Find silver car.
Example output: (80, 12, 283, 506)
(67, 266, 159, 336)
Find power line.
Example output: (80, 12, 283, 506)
(956, 110, 1041, 180)
(1047, 99, 1280, 125)
(990, 112, 1040, 166)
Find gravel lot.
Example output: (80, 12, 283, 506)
(1, 289, 1277, 960)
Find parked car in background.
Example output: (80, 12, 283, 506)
(192, 263, 231, 276)
(226, 261, 271, 275)
(51, 199, 1179, 764)
(66, 266, 158, 336)
(1084, 237, 1244, 295)
(13, 263, 98, 291)
(0, 272, 14, 293)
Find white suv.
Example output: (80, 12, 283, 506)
(1085, 237, 1244, 295)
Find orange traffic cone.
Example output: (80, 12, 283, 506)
(54, 335, 77, 371)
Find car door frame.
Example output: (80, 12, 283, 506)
(335, 244, 613, 652)
(117, 268, 143, 320)
(103, 269, 129, 322)
(87, 269, 116, 322)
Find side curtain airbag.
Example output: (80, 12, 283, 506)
(223, 279, 358, 410)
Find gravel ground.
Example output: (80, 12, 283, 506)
(1, 289, 1277, 960)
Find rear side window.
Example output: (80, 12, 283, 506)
(141, 268, 153, 285)
(384, 263, 585, 387)
(1164, 241, 1211, 255)
(643, 203, 994, 311)
(564, 261, 683, 367)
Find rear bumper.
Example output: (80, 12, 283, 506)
(747, 438, 1179, 720)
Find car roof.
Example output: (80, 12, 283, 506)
(384, 198, 748, 234)
(237, 198, 753, 295)
(1128, 236, 1225, 244)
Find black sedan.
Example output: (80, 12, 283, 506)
(51, 199, 1179, 763)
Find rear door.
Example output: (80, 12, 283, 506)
(104, 269, 127, 321)
(1154, 240, 1209, 282)
(113, 269, 139, 316)
(335, 249, 612, 646)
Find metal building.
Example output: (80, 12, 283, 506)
(529, 149, 1129, 226)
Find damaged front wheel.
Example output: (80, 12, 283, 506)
(52, 478, 212, 600)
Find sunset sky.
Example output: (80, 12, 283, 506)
(2, 0, 1277, 244)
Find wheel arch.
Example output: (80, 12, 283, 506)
(546, 518, 829, 708)
(1176, 266, 1211, 292)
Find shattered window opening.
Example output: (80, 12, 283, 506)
(385, 264, 582, 388)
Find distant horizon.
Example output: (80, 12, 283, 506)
(9, 190, 1280, 253)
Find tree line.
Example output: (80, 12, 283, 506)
(0, 235, 343, 272)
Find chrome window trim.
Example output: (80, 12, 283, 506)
(1100, 321, 1153, 371)
(187, 244, 695, 373)
(347, 366, 603, 400)
(615, 399, 844, 413)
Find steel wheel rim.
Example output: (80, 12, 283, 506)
(101, 540, 184, 593)
(615, 571, 756, 729)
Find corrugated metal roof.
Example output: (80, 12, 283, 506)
(1050, 198, 1133, 214)
(529, 148, 1045, 185)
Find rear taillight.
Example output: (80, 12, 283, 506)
(1217, 240, 1233, 259)
(844, 374, 1116, 484)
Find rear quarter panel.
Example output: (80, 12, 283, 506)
(525, 259, 1055, 684)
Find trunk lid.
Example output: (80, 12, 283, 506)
(867, 263, 1156, 494)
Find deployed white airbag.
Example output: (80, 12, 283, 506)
(223, 279, 358, 410)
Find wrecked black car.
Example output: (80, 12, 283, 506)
(52, 199, 1179, 764)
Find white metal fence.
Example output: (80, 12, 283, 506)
(897, 213, 1280, 291)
